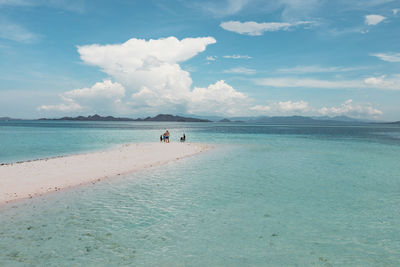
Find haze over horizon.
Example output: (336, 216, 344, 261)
(1, 0, 400, 120)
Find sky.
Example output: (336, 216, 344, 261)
(0, 0, 399, 120)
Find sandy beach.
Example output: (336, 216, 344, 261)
(0, 142, 210, 205)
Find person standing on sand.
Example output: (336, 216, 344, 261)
(160, 135, 163, 142)
(165, 130, 170, 143)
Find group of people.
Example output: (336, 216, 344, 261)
(160, 130, 170, 143)
(159, 131, 186, 143)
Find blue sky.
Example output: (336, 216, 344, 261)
(0, 0, 399, 120)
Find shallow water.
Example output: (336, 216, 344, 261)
(1, 121, 400, 266)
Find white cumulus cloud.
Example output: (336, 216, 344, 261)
(38, 79, 125, 113)
(319, 99, 383, 118)
(38, 97, 82, 112)
(277, 100, 310, 112)
(40, 36, 257, 116)
(250, 100, 310, 114)
(251, 99, 382, 119)
(364, 75, 400, 90)
(63, 79, 125, 99)
(365, 14, 386, 25)
(75, 36, 217, 114)
(189, 80, 250, 115)
(128, 80, 252, 116)
(220, 20, 314, 36)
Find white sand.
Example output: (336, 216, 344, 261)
(0, 142, 210, 205)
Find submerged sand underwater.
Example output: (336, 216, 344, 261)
(1, 121, 400, 265)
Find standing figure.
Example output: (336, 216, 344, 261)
(165, 130, 170, 143)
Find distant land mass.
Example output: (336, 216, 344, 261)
(2, 114, 399, 125)
(136, 114, 211, 122)
(39, 114, 135, 121)
(218, 118, 245, 123)
(38, 114, 211, 122)
(0, 117, 21, 121)
(380, 121, 400, 125)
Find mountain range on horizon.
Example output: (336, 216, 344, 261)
(1, 114, 398, 125)
(37, 114, 211, 122)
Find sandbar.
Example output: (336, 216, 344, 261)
(0, 142, 210, 205)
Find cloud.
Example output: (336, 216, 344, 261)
(220, 20, 314, 36)
(39, 36, 389, 118)
(63, 79, 125, 99)
(277, 100, 310, 112)
(223, 54, 252, 59)
(370, 52, 400, 62)
(251, 99, 382, 118)
(38, 97, 82, 112)
(0, 0, 85, 13)
(393, 8, 399, 15)
(255, 75, 400, 90)
(364, 75, 385, 85)
(224, 67, 256, 75)
(197, 0, 250, 17)
(260, 100, 309, 113)
(276, 65, 363, 73)
(0, 0, 30, 5)
(364, 75, 400, 90)
(127, 80, 252, 116)
(0, 19, 37, 43)
(206, 56, 217, 61)
(38, 80, 125, 113)
(254, 77, 362, 89)
(277, 0, 322, 20)
(251, 100, 310, 113)
(344, 0, 394, 7)
(78, 36, 216, 67)
(76, 36, 216, 113)
(365, 14, 386, 25)
(250, 105, 271, 112)
(41, 36, 256, 116)
(196, 0, 321, 20)
(189, 80, 251, 115)
(318, 99, 382, 118)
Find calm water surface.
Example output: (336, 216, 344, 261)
(0, 121, 400, 266)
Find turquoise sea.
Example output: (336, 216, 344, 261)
(1, 120, 400, 266)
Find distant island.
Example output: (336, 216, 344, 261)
(39, 114, 135, 121)
(218, 118, 245, 123)
(1, 114, 398, 125)
(38, 114, 211, 122)
(384, 121, 400, 125)
(0, 117, 21, 121)
(36, 114, 369, 124)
